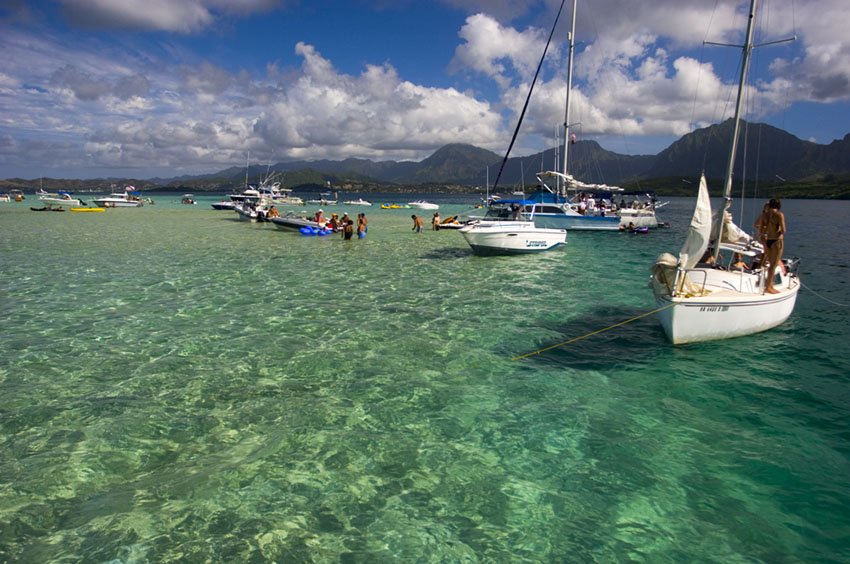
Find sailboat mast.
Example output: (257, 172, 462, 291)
(714, 0, 758, 259)
(561, 0, 577, 186)
(245, 152, 250, 191)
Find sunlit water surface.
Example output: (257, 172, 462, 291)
(1, 195, 849, 561)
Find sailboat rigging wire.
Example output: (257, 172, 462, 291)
(491, 0, 567, 192)
(511, 303, 676, 360)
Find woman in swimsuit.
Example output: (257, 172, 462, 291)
(764, 198, 786, 294)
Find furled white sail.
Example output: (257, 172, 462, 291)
(679, 174, 712, 269)
(718, 210, 753, 245)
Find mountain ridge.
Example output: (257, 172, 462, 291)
(3, 121, 850, 198)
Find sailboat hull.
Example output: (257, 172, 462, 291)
(652, 270, 799, 344)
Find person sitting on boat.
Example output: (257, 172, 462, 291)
(314, 209, 325, 223)
(267, 205, 279, 218)
(731, 252, 750, 271)
(698, 249, 724, 268)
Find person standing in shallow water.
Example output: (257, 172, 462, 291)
(357, 213, 367, 238)
(411, 214, 423, 233)
(764, 198, 786, 294)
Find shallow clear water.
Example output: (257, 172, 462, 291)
(1, 195, 849, 561)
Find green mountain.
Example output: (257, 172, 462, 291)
(5, 121, 850, 197)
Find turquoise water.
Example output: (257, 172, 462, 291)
(1, 195, 849, 562)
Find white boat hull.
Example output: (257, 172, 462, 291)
(651, 268, 799, 344)
(618, 208, 658, 229)
(532, 213, 620, 231)
(93, 197, 142, 208)
(409, 201, 439, 210)
(460, 221, 566, 256)
(38, 196, 81, 207)
(270, 216, 322, 231)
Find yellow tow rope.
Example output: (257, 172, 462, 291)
(511, 302, 676, 361)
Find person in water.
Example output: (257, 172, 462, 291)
(357, 213, 367, 238)
(343, 219, 355, 240)
(411, 214, 423, 233)
(764, 198, 786, 294)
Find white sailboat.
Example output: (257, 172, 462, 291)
(650, 0, 800, 344)
(461, 1, 569, 256)
(526, 0, 659, 231)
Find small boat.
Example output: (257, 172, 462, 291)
(408, 200, 439, 210)
(380, 203, 409, 209)
(30, 206, 65, 212)
(9, 189, 25, 201)
(460, 202, 566, 256)
(270, 213, 324, 232)
(180, 194, 197, 205)
(93, 186, 144, 208)
(70, 207, 106, 213)
(342, 198, 372, 206)
(37, 190, 82, 207)
(211, 200, 237, 210)
(306, 191, 338, 205)
(234, 200, 272, 222)
(0, 193, 10, 202)
(437, 215, 467, 230)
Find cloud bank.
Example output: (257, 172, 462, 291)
(0, 0, 847, 178)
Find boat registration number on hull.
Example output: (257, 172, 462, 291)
(526, 241, 549, 248)
(699, 306, 730, 312)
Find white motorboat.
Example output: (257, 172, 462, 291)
(234, 200, 276, 222)
(342, 198, 372, 206)
(211, 199, 236, 210)
(93, 187, 143, 208)
(256, 172, 304, 206)
(37, 190, 82, 207)
(270, 213, 324, 232)
(306, 191, 338, 205)
(649, 0, 799, 344)
(460, 202, 566, 255)
(408, 200, 439, 210)
(460, 220, 566, 256)
(181, 194, 197, 205)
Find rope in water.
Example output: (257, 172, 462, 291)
(511, 303, 676, 361)
(801, 280, 850, 307)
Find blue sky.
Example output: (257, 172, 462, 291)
(1, 0, 848, 179)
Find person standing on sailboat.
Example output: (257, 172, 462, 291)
(764, 198, 786, 294)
